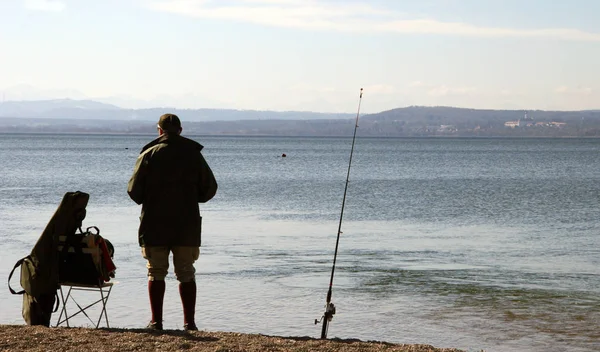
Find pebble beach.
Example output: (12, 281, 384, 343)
(0, 325, 469, 352)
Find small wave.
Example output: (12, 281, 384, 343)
(0, 187, 45, 192)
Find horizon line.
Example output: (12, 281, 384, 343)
(1, 98, 599, 114)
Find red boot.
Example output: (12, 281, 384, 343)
(147, 280, 165, 330)
(179, 281, 197, 331)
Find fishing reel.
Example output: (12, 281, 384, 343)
(314, 302, 336, 325)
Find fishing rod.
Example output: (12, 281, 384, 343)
(315, 88, 363, 339)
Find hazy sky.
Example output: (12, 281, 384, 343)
(1, 0, 599, 113)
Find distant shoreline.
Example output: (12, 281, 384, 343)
(2, 103, 600, 137)
(0, 131, 599, 139)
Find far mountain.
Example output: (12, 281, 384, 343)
(363, 105, 599, 124)
(2, 100, 600, 137)
(0, 99, 122, 118)
(0, 99, 354, 121)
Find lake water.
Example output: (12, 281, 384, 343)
(0, 133, 599, 352)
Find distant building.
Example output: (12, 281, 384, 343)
(438, 124, 456, 132)
(522, 111, 535, 126)
(505, 111, 533, 128)
(533, 121, 567, 127)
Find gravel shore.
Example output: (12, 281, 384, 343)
(0, 325, 468, 352)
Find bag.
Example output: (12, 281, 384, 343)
(8, 256, 59, 326)
(21, 291, 58, 326)
(7, 191, 90, 326)
(9, 256, 54, 297)
(57, 226, 116, 286)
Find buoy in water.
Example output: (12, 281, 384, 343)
(281, 153, 287, 157)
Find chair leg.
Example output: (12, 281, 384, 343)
(55, 284, 114, 328)
(97, 284, 112, 328)
(60, 287, 74, 327)
(56, 286, 67, 327)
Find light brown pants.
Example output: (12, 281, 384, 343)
(141, 246, 200, 282)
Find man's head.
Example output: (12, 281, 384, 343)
(157, 113, 182, 135)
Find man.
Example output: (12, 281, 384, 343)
(127, 113, 217, 331)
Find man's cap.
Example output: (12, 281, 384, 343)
(158, 113, 181, 133)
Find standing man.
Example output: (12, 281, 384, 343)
(128, 113, 218, 331)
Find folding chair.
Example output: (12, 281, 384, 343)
(55, 225, 117, 329)
(55, 281, 114, 328)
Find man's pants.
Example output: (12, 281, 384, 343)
(141, 246, 200, 282)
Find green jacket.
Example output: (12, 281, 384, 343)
(127, 134, 218, 247)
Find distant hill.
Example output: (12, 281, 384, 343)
(2, 100, 600, 137)
(359, 106, 600, 137)
(362, 105, 599, 124)
(0, 99, 121, 116)
(0, 99, 354, 121)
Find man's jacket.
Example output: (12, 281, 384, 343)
(127, 134, 218, 247)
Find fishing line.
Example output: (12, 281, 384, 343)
(315, 88, 363, 339)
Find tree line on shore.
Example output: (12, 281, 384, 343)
(1, 102, 600, 137)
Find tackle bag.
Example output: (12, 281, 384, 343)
(8, 256, 59, 326)
(7, 191, 90, 326)
(58, 226, 116, 286)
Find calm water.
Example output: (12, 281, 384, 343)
(1, 134, 599, 352)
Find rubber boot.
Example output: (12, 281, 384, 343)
(179, 281, 197, 330)
(148, 280, 166, 330)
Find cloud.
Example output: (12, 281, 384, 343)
(406, 81, 477, 97)
(24, 0, 65, 12)
(555, 86, 593, 95)
(144, 0, 600, 41)
(362, 84, 397, 95)
(555, 86, 569, 93)
(409, 81, 425, 88)
(375, 20, 600, 41)
(287, 84, 337, 94)
(427, 85, 476, 97)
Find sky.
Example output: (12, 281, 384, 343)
(0, 0, 599, 113)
